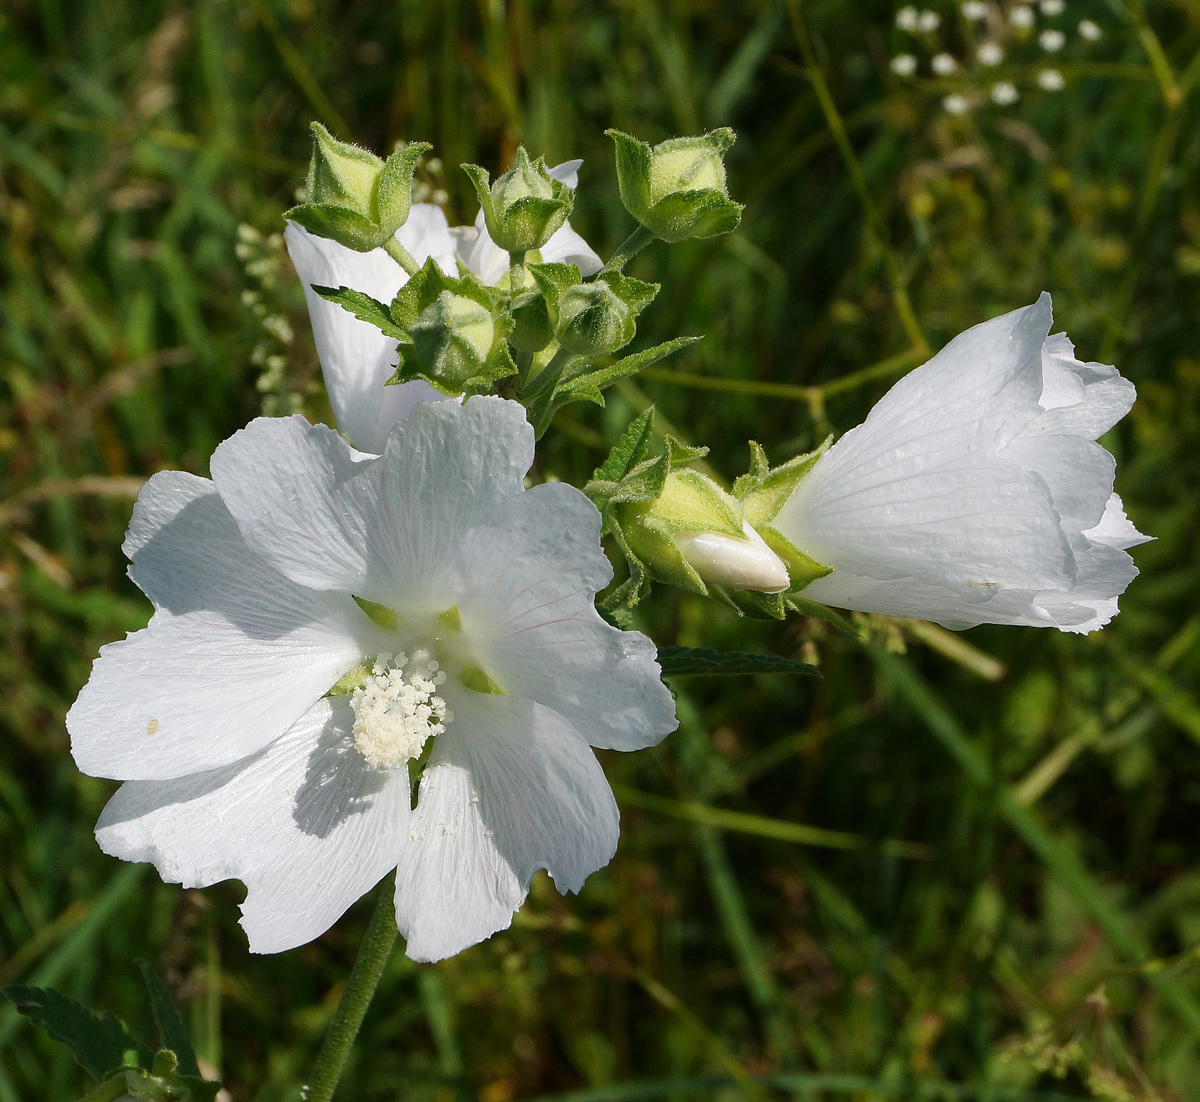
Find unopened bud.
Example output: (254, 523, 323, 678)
(462, 147, 574, 253)
(410, 291, 497, 390)
(556, 282, 633, 356)
(606, 128, 743, 243)
(286, 123, 429, 251)
(673, 522, 790, 593)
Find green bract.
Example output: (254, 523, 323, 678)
(606, 128, 743, 243)
(285, 122, 429, 252)
(733, 440, 833, 591)
(532, 265, 658, 358)
(461, 148, 574, 253)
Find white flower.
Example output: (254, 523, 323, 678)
(932, 53, 958, 74)
(1039, 29, 1065, 51)
(67, 397, 676, 960)
(284, 161, 602, 454)
(943, 93, 972, 114)
(992, 81, 1020, 104)
(1040, 0, 1065, 14)
(284, 205, 457, 455)
(977, 41, 1004, 65)
(773, 295, 1149, 633)
(962, 2, 989, 19)
(1078, 19, 1102, 40)
(896, 6, 920, 31)
(917, 9, 941, 31)
(1010, 5, 1035, 27)
(1038, 68, 1066, 90)
(891, 53, 919, 76)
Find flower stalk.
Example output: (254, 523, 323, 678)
(383, 237, 420, 277)
(304, 878, 398, 1102)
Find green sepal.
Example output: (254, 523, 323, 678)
(462, 148, 575, 253)
(81, 1052, 222, 1102)
(606, 127, 743, 243)
(3, 984, 154, 1081)
(656, 645, 820, 678)
(313, 285, 412, 342)
(327, 661, 373, 696)
(353, 595, 399, 629)
(509, 289, 554, 354)
(460, 665, 507, 695)
(732, 438, 833, 592)
(286, 123, 430, 251)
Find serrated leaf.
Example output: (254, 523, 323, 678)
(593, 408, 656, 483)
(136, 961, 199, 1078)
(655, 646, 820, 678)
(556, 336, 701, 405)
(4, 984, 154, 1080)
(312, 286, 410, 341)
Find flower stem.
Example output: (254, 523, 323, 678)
(383, 237, 420, 277)
(303, 878, 398, 1102)
(507, 250, 527, 291)
(602, 224, 655, 272)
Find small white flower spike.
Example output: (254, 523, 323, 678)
(1010, 5, 1035, 27)
(1040, 0, 1065, 14)
(962, 2, 989, 19)
(772, 296, 1148, 634)
(896, 6, 920, 31)
(68, 397, 677, 960)
(1078, 19, 1102, 40)
(917, 10, 941, 31)
(1040, 29, 1065, 51)
(891, 53, 919, 76)
(992, 81, 1020, 104)
(943, 94, 972, 114)
(1038, 68, 1066, 90)
(932, 53, 958, 74)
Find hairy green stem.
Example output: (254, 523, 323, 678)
(303, 880, 398, 1102)
(603, 224, 656, 272)
(383, 237, 420, 277)
(507, 249, 527, 292)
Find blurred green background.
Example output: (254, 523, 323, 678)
(3, 0, 1200, 1098)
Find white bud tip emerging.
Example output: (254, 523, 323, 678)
(673, 522, 790, 594)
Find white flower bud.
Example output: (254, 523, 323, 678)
(673, 523, 790, 593)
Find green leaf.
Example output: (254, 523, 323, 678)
(655, 646, 820, 678)
(3, 984, 154, 1080)
(593, 408, 656, 484)
(556, 336, 702, 405)
(135, 961, 200, 1078)
(312, 285, 410, 341)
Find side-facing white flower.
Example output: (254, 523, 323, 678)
(285, 161, 601, 453)
(774, 294, 1149, 633)
(284, 204, 458, 454)
(449, 160, 602, 284)
(67, 397, 676, 961)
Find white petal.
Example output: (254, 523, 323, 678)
(95, 698, 410, 953)
(397, 202, 460, 274)
(539, 222, 604, 277)
(548, 159, 583, 188)
(1085, 494, 1152, 550)
(1032, 333, 1137, 438)
(455, 482, 677, 751)
(394, 692, 618, 962)
(212, 399, 534, 612)
(285, 220, 446, 454)
(999, 435, 1114, 534)
(778, 296, 1076, 593)
(69, 473, 365, 780)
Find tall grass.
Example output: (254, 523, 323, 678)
(2, 0, 1200, 1098)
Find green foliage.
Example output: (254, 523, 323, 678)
(656, 646, 820, 679)
(4, 0, 1200, 1100)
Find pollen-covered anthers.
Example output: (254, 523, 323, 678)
(350, 652, 453, 770)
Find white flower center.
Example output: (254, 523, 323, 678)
(350, 652, 453, 770)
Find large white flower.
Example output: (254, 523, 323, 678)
(285, 161, 602, 454)
(67, 397, 676, 961)
(775, 294, 1149, 633)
